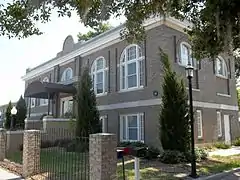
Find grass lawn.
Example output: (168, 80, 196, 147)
(6, 150, 240, 179)
(197, 155, 240, 175)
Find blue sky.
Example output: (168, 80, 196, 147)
(0, 9, 125, 105)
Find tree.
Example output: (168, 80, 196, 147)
(16, 95, 27, 129)
(76, 67, 101, 137)
(159, 49, 190, 153)
(1, 1, 240, 61)
(5, 101, 12, 129)
(77, 22, 112, 42)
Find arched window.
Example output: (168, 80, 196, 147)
(215, 56, 228, 78)
(91, 57, 108, 95)
(179, 42, 196, 67)
(61, 67, 73, 82)
(43, 77, 49, 83)
(120, 44, 144, 90)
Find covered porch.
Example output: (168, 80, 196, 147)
(24, 80, 77, 118)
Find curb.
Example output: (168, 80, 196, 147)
(195, 167, 240, 180)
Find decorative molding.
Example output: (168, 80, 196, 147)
(97, 98, 238, 111)
(21, 17, 190, 81)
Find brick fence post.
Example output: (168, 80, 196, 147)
(22, 130, 41, 178)
(0, 128, 6, 161)
(89, 133, 117, 180)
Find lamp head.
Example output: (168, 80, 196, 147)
(185, 64, 194, 78)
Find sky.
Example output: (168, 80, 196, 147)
(0, 8, 125, 106)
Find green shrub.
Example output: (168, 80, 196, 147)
(195, 147, 208, 162)
(41, 140, 53, 148)
(214, 142, 231, 149)
(233, 138, 240, 146)
(159, 150, 185, 164)
(65, 138, 89, 153)
(118, 141, 147, 148)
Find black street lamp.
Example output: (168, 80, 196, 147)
(10, 106, 17, 130)
(185, 64, 197, 178)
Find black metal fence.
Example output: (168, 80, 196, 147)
(39, 128, 89, 180)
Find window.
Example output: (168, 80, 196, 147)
(120, 113, 144, 142)
(217, 111, 222, 137)
(120, 44, 144, 90)
(179, 42, 196, 67)
(60, 96, 73, 117)
(91, 57, 108, 95)
(215, 56, 228, 78)
(61, 67, 73, 82)
(40, 77, 49, 106)
(31, 98, 36, 108)
(196, 110, 203, 139)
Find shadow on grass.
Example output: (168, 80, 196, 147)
(197, 155, 240, 176)
(117, 158, 190, 180)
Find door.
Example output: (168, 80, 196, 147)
(224, 115, 231, 145)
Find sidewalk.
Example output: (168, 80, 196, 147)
(0, 168, 23, 180)
(208, 146, 240, 157)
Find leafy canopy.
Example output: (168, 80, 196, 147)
(77, 22, 112, 41)
(1, 0, 240, 59)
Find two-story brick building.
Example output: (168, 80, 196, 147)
(21, 16, 240, 146)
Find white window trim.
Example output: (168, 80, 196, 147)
(179, 42, 197, 69)
(215, 56, 228, 79)
(91, 56, 108, 97)
(196, 110, 203, 139)
(120, 113, 144, 142)
(217, 111, 222, 137)
(61, 67, 73, 82)
(120, 44, 144, 92)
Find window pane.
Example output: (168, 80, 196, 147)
(66, 69, 72, 80)
(121, 66, 125, 89)
(216, 58, 223, 75)
(128, 75, 137, 88)
(96, 72, 103, 83)
(105, 70, 108, 93)
(122, 116, 126, 140)
(129, 128, 138, 141)
(128, 115, 138, 127)
(138, 47, 143, 57)
(96, 83, 103, 94)
(127, 46, 137, 61)
(140, 114, 144, 141)
(128, 62, 136, 75)
(97, 58, 104, 70)
(92, 74, 95, 89)
(181, 44, 189, 66)
(139, 60, 144, 86)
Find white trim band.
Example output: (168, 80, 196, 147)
(97, 98, 238, 111)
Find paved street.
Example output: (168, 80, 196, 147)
(202, 169, 240, 180)
(0, 168, 23, 180)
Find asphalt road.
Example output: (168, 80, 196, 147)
(206, 169, 240, 180)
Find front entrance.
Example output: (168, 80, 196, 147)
(224, 114, 231, 145)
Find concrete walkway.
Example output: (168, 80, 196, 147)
(0, 168, 23, 180)
(208, 146, 240, 157)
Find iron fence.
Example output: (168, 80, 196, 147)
(39, 127, 89, 180)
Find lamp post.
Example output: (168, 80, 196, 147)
(10, 106, 17, 130)
(185, 64, 197, 178)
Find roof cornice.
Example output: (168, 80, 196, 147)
(21, 16, 191, 81)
